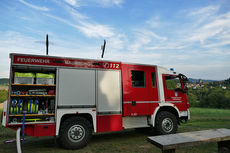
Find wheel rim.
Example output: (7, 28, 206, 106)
(68, 125, 85, 142)
(162, 118, 173, 133)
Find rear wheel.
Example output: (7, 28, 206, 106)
(58, 116, 92, 149)
(155, 111, 177, 135)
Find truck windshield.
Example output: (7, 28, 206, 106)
(165, 75, 183, 92)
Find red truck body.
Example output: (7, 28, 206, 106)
(2, 53, 190, 149)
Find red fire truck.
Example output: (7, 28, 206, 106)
(1, 53, 190, 149)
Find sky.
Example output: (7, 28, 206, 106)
(0, 0, 230, 80)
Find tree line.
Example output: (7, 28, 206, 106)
(188, 78, 230, 109)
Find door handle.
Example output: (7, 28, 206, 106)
(166, 97, 171, 99)
(132, 101, 136, 106)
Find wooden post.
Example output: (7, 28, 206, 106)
(162, 149, 175, 153)
(218, 140, 230, 153)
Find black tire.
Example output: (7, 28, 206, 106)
(155, 111, 178, 135)
(58, 116, 92, 149)
(218, 147, 230, 153)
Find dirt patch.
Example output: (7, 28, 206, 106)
(0, 86, 8, 90)
(0, 103, 3, 109)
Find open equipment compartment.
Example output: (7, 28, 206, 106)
(8, 65, 56, 124)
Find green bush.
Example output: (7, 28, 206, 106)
(0, 90, 8, 103)
(188, 87, 230, 109)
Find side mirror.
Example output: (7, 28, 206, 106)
(179, 73, 188, 82)
(184, 86, 188, 93)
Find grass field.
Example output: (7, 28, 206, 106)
(0, 88, 8, 103)
(0, 108, 230, 153)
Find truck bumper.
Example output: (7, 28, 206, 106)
(179, 109, 190, 120)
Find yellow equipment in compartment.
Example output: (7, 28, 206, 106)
(10, 105, 22, 114)
(10, 99, 22, 114)
(28, 100, 38, 114)
(10, 99, 38, 114)
(25, 118, 42, 122)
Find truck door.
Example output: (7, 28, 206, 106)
(122, 64, 159, 116)
(162, 75, 187, 109)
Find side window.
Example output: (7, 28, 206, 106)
(165, 76, 182, 91)
(131, 70, 145, 87)
(151, 72, 156, 88)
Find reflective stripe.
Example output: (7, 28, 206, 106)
(166, 101, 182, 103)
(123, 101, 182, 104)
(123, 101, 159, 104)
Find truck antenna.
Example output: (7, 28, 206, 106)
(46, 34, 49, 55)
(101, 40, 106, 58)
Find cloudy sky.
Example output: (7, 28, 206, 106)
(0, 0, 230, 80)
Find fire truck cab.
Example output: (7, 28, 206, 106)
(2, 53, 190, 149)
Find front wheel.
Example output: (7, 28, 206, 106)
(155, 111, 178, 135)
(58, 116, 92, 149)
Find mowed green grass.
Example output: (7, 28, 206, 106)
(0, 108, 230, 153)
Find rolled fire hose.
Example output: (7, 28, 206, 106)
(18, 99, 22, 114)
(34, 99, 38, 114)
(11, 99, 16, 115)
(28, 100, 32, 114)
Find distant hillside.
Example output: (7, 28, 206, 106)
(0, 78, 9, 85)
(188, 78, 218, 83)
